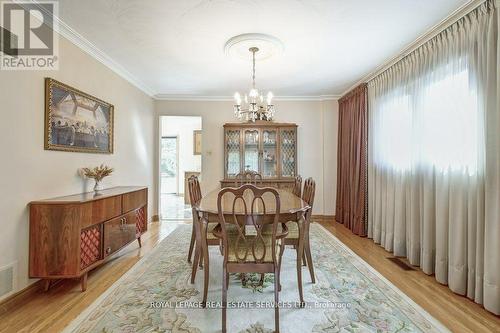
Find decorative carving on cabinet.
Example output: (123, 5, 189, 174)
(80, 225, 101, 269)
(135, 206, 146, 236)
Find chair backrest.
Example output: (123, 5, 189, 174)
(187, 175, 202, 206)
(217, 184, 281, 264)
(234, 170, 263, 187)
(292, 175, 302, 197)
(302, 177, 316, 219)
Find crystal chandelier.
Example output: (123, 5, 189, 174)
(233, 47, 275, 122)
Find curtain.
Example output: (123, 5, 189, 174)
(367, 0, 499, 315)
(336, 84, 368, 236)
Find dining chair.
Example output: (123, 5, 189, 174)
(292, 175, 302, 197)
(285, 177, 316, 300)
(187, 175, 220, 307)
(234, 170, 263, 186)
(215, 184, 287, 333)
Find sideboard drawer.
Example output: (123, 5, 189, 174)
(122, 189, 147, 213)
(91, 196, 122, 225)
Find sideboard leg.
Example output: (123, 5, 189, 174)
(137, 236, 142, 248)
(43, 279, 51, 292)
(81, 273, 88, 292)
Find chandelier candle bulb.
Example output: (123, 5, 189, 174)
(267, 92, 273, 105)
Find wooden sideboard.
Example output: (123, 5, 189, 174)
(29, 186, 148, 291)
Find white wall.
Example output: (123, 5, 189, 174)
(154, 99, 339, 215)
(0, 36, 155, 297)
(161, 116, 202, 194)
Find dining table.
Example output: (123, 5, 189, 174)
(195, 187, 311, 304)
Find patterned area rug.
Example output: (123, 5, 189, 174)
(63, 224, 449, 333)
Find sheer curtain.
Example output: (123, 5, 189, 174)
(367, 0, 499, 314)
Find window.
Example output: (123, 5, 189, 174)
(373, 68, 479, 175)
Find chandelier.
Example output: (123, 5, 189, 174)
(233, 47, 275, 122)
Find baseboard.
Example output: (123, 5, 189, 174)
(0, 279, 44, 315)
(151, 214, 160, 222)
(312, 215, 335, 221)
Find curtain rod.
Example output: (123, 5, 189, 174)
(340, 0, 487, 96)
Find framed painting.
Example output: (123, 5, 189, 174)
(193, 130, 202, 155)
(44, 78, 114, 154)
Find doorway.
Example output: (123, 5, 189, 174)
(159, 116, 202, 220)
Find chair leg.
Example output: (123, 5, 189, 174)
(278, 243, 285, 291)
(259, 273, 265, 287)
(304, 231, 316, 284)
(222, 267, 228, 333)
(274, 267, 280, 333)
(296, 223, 305, 306)
(190, 244, 201, 284)
(201, 223, 209, 307)
(190, 221, 203, 284)
(187, 224, 196, 263)
(302, 251, 307, 267)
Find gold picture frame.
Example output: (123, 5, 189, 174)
(193, 130, 202, 155)
(44, 78, 114, 154)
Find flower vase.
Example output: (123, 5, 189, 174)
(93, 180, 103, 195)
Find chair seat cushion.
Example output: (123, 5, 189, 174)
(285, 222, 299, 239)
(263, 222, 299, 239)
(226, 231, 279, 263)
(206, 222, 219, 240)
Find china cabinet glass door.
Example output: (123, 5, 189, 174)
(225, 129, 241, 178)
(244, 129, 260, 172)
(280, 128, 296, 177)
(262, 129, 278, 178)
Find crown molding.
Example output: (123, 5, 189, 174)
(17, 1, 343, 101)
(341, 0, 487, 96)
(154, 94, 340, 101)
(16, 0, 157, 97)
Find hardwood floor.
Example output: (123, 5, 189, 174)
(0, 219, 498, 333)
(317, 218, 500, 333)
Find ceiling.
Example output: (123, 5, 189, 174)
(57, 0, 469, 98)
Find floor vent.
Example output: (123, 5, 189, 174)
(0, 262, 16, 300)
(387, 257, 415, 271)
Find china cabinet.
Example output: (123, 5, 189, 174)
(221, 121, 297, 190)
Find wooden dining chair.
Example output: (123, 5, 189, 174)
(187, 175, 220, 307)
(292, 175, 302, 197)
(216, 184, 287, 333)
(285, 177, 316, 303)
(234, 170, 263, 186)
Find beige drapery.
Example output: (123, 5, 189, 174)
(367, 0, 499, 315)
(336, 84, 368, 236)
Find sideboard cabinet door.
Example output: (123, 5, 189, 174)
(103, 212, 136, 257)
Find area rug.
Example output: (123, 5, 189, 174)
(63, 224, 449, 333)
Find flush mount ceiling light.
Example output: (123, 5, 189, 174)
(225, 34, 283, 122)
